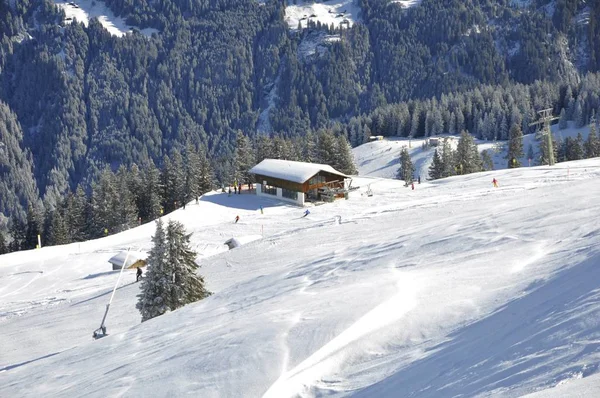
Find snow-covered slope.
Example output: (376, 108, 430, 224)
(285, 0, 361, 30)
(354, 121, 595, 179)
(53, 0, 158, 37)
(2, 157, 600, 397)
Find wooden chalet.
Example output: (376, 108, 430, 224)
(249, 159, 350, 206)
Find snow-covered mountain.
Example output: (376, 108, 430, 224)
(2, 148, 600, 396)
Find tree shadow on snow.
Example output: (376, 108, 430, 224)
(357, 253, 600, 397)
(200, 192, 290, 211)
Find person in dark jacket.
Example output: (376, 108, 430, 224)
(136, 267, 143, 282)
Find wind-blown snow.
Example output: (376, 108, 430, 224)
(285, 0, 361, 31)
(2, 147, 600, 396)
(53, 0, 159, 37)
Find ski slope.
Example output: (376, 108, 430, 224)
(354, 121, 596, 180)
(2, 155, 600, 397)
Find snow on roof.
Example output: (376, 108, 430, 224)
(108, 250, 147, 268)
(250, 159, 348, 184)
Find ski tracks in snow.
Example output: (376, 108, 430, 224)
(263, 269, 419, 397)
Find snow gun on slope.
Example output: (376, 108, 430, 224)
(93, 248, 131, 339)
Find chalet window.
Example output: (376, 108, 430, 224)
(309, 175, 325, 185)
(281, 188, 298, 200)
(263, 184, 277, 195)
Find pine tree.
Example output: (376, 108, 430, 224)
(558, 108, 568, 130)
(198, 150, 214, 194)
(8, 215, 26, 252)
(91, 167, 117, 237)
(573, 99, 584, 128)
(47, 209, 69, 246)
(137, 219, 170, 322)
(0, 232, 7, 254)
(506, 123, 524, 168)
(585, 122, 599, 158)
(428, 149, 444, 180)
(335, 135, 357, 174)
(440, 138, 456, 178)
(24, 204, 44, 250)
(65, 185, 89, 242)
(317, 130, 337, 165)
(166, 220, 210, 309)
(115, 165, 138, 231)
(140, 161, 162, 222)
(455, 131, 482, 175)
(234, 131, 255, 186)
(184, 144, 202, 202)
(398, 147, 415, 184)
(481, 150, 494, 171)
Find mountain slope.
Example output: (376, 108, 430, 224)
(2, 157, 600, 396)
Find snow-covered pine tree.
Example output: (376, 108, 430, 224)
(398, 147, 414, 184)
(90, 167, 117, 237)
(558, 108, 568, 130)
(585, 121, 599, 158)
(46, 209, 68, 246)
(428, 148, 444, 180)
(140, 161, 162, 222)
(184, 144, 202, 202)
(198, 149, 214, 194)
(171, 151, 186, 207)
(506, 123, 524, 168)
(66, 185, 91, 242)
(481, 150, 494, 171)
(137, 219, 170, 322)
(455, 131, 482, 175)
(115, 165, 138, 231)
(440, 137, 456, 178)
(0, 232, 7, 254)
(573, 99, 584, 128)
(335, 135, 357, 175)
(166, 220, 211, 309)
(317, 130, 337, 165)
(234, 130, 255, 186)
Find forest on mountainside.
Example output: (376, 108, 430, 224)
(1, 0, 600, 239)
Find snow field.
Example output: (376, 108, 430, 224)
(1, 153, 600, 396)
(53, 0, 159, 37)
(285, 0, 361, 31)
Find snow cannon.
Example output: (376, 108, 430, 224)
(93, 326, 108, 339)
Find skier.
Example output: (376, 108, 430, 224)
(411, 182, 415, 190)
(259, 205, 263, 214)
(235, 215, 240, 223)
(301, 209, 310, 218)
(492, 178, 498, 188)
(228, 187, 232, 196)
(418, 175, 421, 184)
(136, 267, 142, 282)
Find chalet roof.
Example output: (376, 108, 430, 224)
(249, 159, 348, 184)
(108, 251, 147, 268)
